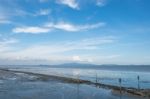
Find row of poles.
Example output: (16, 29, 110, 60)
(75, 73, 140, 99)
(76, 73, 141, 90)
(118, 76, 140, 99)
(118, 75, 140, 90)
(76, 73, 140, 99)
(95, 73, 141, 90)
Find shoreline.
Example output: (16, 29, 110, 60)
(0, 68, 149, 98)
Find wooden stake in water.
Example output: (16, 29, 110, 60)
(77, 73, 80, 83)
(96, 72, 98, 83)
(75, 73, 80, 99)
(119, 78, 122, 93)
(137, 75, 140, 90)
(119, 78, 122, 99)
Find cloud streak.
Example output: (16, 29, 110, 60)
(13, 26, 51, 34)
(57, 0, 79, 9)
(35, 9, 51, 16)
(0, 19, 11, 24)
(0, 36, 116, 61)
(0, 38, 18, 52)
(45, 22, 105, 32)
(96, 0, 107, 7)
(12, 22, 105, 34)
(0, 10, 11, 24)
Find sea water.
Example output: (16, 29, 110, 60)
(6, 65, 150, 89)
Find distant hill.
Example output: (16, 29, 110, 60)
(59, 62, 97, 67)
(44, 63, 150, 72)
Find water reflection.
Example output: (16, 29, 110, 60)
(77, 83, 79, 99)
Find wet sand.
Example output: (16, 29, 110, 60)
(0, 68, 149, 99)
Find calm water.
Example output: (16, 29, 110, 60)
(0, 65, 150, 99)
(5, 65, 150, 89)
(0, 75, 147, 99)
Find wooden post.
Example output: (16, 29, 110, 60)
(119, 78, 122, 94)
(96, 72, 98, 83)
(119, 78, 122, 99)
(77, 73, 80, 83)
(77, 81, 79, 99)
(137, 75, 140, 90)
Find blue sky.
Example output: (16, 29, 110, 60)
(0, 0, 150, 65)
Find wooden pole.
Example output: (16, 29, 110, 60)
(137, 75, 140, 90)
(96, 72, 98, 83)
(77, 73, 80, 83)
(119, 78, 122, 99)
(119, 78, 122, 93)
(77, 73, 80, 99)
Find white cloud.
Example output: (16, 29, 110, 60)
(57, 0, 79, 9)
(0, 0, 50, 22)
(0, 19, 11, 24)
(0, 38, 18, 45)
(12, 26, 51, 34)
(0, 38, 18, 52)
(96, 0, 106, 7)
(10, 36, 115, 55)
(0, 36, 116, 61)
(72, 55, 81, 61)
(12, 21, 105, 33)
(0, 13, 11, 24)
(52, 22, 79, 32)
(72, 55, 93, 63)
(36, 9, 51, 16)
(45, 22, 105, 32)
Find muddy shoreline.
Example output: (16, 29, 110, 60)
(0, 68, 149, 98)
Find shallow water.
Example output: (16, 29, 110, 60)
(8, 66, 150, 89)
(0, 78, 147, 99)
(0, 69, 149, 99)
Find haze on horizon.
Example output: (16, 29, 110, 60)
(0, 0, 150, 65)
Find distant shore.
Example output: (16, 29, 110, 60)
(0, 68, 149, 98)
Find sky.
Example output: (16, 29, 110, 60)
(0, 0, 150, 65)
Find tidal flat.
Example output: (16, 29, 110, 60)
(0, 69, 149, 99)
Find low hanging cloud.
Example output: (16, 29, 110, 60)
(0, 39, 18, 45)
(72, 55, 93, 63)
(72, 55, 81, 61)
(56, 0, 79, 9)
(0, 38, 18, 52)
(0, 36, 116, 61)
(12, 22, 105, 34)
